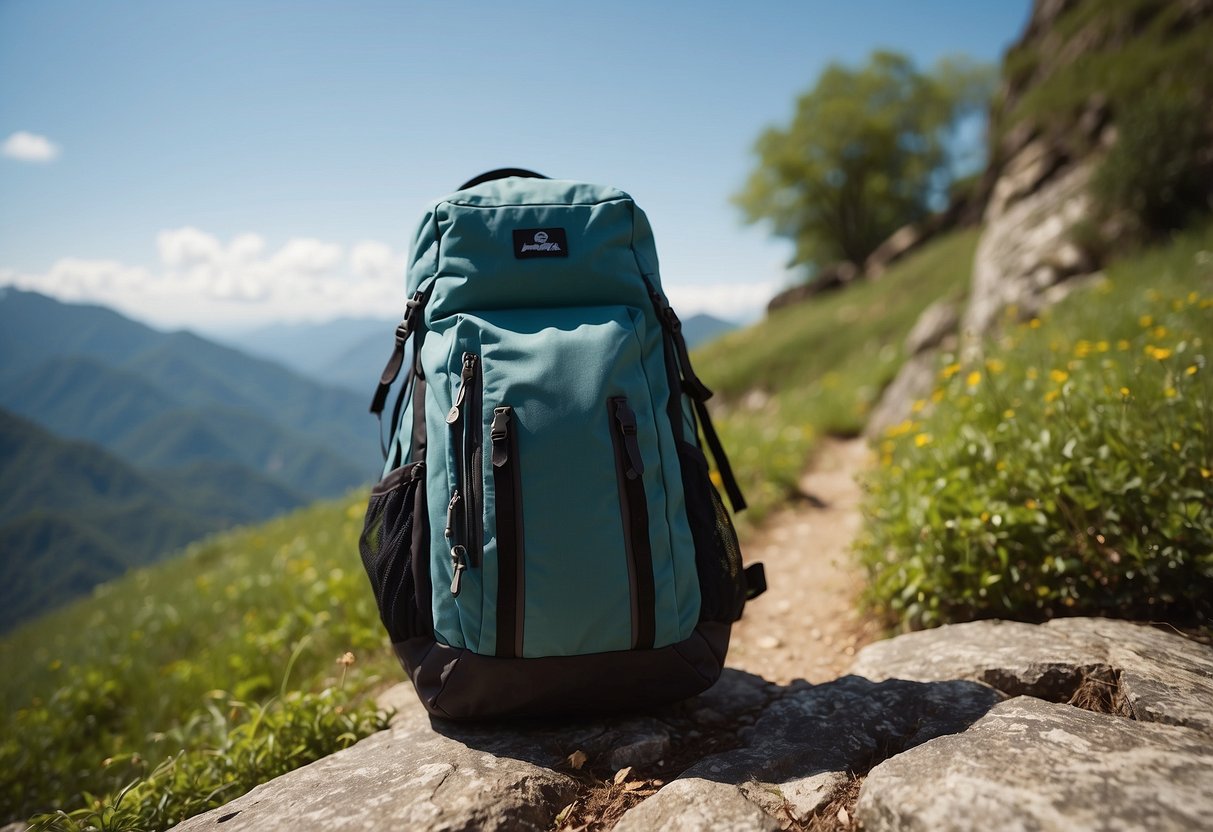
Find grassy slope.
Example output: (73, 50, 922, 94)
(696, 229, 979, 523)
(0, 493, 395, 823)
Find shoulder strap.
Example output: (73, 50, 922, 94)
(641, 278, 747, 513)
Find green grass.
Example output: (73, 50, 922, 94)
(0, 493, 399, 827)
(696, 229, 978, 523)
(858, 222, 1213, 630)
(996, 0, 1213, 142)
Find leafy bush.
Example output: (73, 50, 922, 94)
(858, 234, 1213, 630)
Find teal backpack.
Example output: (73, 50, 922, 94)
(360, 170, 765, 719)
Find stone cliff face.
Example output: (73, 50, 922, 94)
(870, 0, 1212, 429)
(170, 618, 1213, 832)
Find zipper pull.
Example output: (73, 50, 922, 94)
(491, 407, 512, 468)
(446, 353, 479, 424)
(445, 491, 461, 541)
(613, 399, 645, 479)
(450, 545, 467, 596)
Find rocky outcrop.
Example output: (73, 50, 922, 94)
(170, 618, 1213, 832)
(864, 300, 959, 438)
(766, 262, 859, 312)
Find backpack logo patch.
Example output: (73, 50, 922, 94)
(513, 227, 568, 259)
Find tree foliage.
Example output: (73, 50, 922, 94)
(735, 51, 993, 274)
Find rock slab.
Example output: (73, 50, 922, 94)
(171, 619, 1213, 832)
(858, 696, 1213, 832)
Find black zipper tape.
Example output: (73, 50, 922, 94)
(609, 396, 656, 650)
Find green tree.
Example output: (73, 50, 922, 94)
(735, 51, 993, 274)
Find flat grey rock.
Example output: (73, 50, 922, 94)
(683, 674, 1001, 784)
(857, 696, 1213, 832)
(613, 778, 780, 832)
(850, 618, 1213, 735)
(170, 619, 1213, 832)
(169, 688, 577, 832)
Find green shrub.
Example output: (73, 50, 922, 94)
(1094, 94, 1213, 235)
(858, 242, 1213, 629)
(25, 689, 387, 832)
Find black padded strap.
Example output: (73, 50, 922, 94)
(744, 563, 767, 600)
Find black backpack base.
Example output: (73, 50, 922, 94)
(395, 621, 729, 720)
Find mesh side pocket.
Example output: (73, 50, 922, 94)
(678, 442, 747, 623)
(358, 461, 428, 643)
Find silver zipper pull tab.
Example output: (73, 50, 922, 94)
(445, 491, 461, 540)
(450, 545, 467, 596)
(446, 354, 479, 424)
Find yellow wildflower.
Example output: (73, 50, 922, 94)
(1165, 387, 1177, 398)
(931, 388, 945, 403)
(1074, 340, 1092, 358)
(1026, 367, 1039, 380)
(914, 433, 932, 448)
(1028, 318, 1041, 329)
(1025, 498, 1038, 509)
(985, 357, 1006, 374)
(1139, 314, 1153, 327)
(1117, 339, 1130, 351)
(709, 470, 724, 488)
(1096, 341, 1109, 353)
(1188, 291, 1199, 304)
(980, 511, 990, 523)
(1172, 441, 1181, 452)
(941, 363, 961, 379)
(995, 460, 1006, 471)
(1153, 326, 1168, 339)
(1146, 346, 1173, 360)
(1003, 409, 1015, 420)
(1044, 390, 1060, 403)
(911, 399, 926, 413)
(966, 370, 981, 387)
(1120, 387, 1130, 398)
(1187, 365, 1199, 376)
(1049, 369, 1069, 384)
(1202, 468, 1211, 479)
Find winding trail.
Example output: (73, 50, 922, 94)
(727, 438, 882, 684)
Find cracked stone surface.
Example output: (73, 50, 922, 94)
(856, 696, 1213, 832)
(170, 619, 1213, 832)
(851, 618, 1213, 735)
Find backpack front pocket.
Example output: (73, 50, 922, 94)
(423, 304, 694, 656)
(358, 461, 430, 643)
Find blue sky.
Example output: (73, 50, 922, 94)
(0, 0, 1030, 333)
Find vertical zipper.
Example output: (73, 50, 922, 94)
(445, 352, 481, 596)
(491, 406, 525, 658)
(608, 396, 656, 650)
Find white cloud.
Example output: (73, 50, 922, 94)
(350, 240, 405, 283)
(269, 238, 343, 275)
(664, 279, 780, 323)
(157, 227, 224, 268)
(0, 229, 405, 331)
(2, 131, 61, 163)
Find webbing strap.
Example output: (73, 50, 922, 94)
(640, 276, 746, 513)
(370, 288, 429, 417)
(692, 396, 747, 513)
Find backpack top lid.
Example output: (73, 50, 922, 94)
(404, 174, 665, 318)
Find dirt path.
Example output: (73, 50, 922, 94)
(726, 438, 882, 685)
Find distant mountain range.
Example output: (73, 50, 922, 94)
(0, 289, 389, 631)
